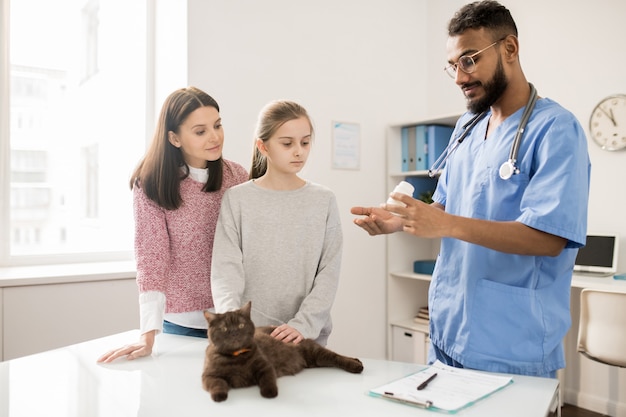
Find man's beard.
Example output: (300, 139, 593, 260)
(466, 57, 507, 114)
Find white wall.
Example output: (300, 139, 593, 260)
(187, 1, 626, 414)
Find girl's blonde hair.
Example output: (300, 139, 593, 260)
(249, 100, 314, 180)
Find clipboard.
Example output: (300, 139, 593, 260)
(369, 360, 514, 413)
(380, 392, 434, 409)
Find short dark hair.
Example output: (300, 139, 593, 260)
(448, 1, 518, 40)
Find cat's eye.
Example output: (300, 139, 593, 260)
(238, 323, 245, 329)
(220, 326, 227, 332)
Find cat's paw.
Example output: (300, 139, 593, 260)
(260, 385, 278, 398)
(347, 358, 364, 374)
(211, 391, 228, 402)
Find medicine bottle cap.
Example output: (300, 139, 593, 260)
(393, 181, 414, 196)
(386, 180, 415, 208)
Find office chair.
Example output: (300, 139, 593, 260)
(577, 288, 626, 367)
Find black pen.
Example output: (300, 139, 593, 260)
(417, 373, 437, 390)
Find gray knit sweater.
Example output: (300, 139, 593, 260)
(210, 180, 343, 345)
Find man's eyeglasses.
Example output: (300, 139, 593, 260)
(443, 38, 505, 79)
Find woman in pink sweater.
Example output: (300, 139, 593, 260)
(98, 87, 247, 363)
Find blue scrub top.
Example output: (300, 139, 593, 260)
(430, 97, 590, 376)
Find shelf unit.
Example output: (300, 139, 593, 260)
(385, 113, 461, 363)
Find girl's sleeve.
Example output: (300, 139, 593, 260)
(210, 190, 246, 313)
(288, 193, 343, 340)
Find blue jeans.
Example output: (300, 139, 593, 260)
(163, 321, 207, 338)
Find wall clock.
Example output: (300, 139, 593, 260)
(589, 94, 626, 151)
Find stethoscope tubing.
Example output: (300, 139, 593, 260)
(507, 83, 537, 164)
(428, 83, 537, 180)
(428, 111, 488, 177)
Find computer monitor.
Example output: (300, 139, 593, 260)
(574, 234, 619, 276)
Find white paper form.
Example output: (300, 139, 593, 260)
(369, 360, 513, 413)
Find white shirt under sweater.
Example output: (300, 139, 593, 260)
(211, 180, 343, 346)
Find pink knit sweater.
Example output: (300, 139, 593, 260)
(134, 160, 248, 313)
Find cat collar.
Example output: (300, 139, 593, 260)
(231, 348, 251, 357)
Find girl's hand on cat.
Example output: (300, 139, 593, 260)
(270, 324, 304, 344)
(96, 330, 155, 363)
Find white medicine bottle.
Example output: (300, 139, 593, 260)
(386, 180, 414, 207)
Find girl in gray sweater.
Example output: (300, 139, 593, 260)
(211, 100, 342, 346)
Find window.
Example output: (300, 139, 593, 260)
(0, 0, 181, 265)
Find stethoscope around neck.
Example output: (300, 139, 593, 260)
(428, 83, 538, 180)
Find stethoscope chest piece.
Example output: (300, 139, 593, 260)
(498, 83, 538, 181)
(499, 159, 518, 180)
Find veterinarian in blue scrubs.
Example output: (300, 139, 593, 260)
(428, 102, 588, 376)
(351, 0, 589, 378)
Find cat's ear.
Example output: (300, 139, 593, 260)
(204, 310, 216, 323)
(241, 301, 252, 317)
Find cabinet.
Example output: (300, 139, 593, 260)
(0, 265, 138, 361)
(391, 323, 430, 363)
(385, 114, 461, 363)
